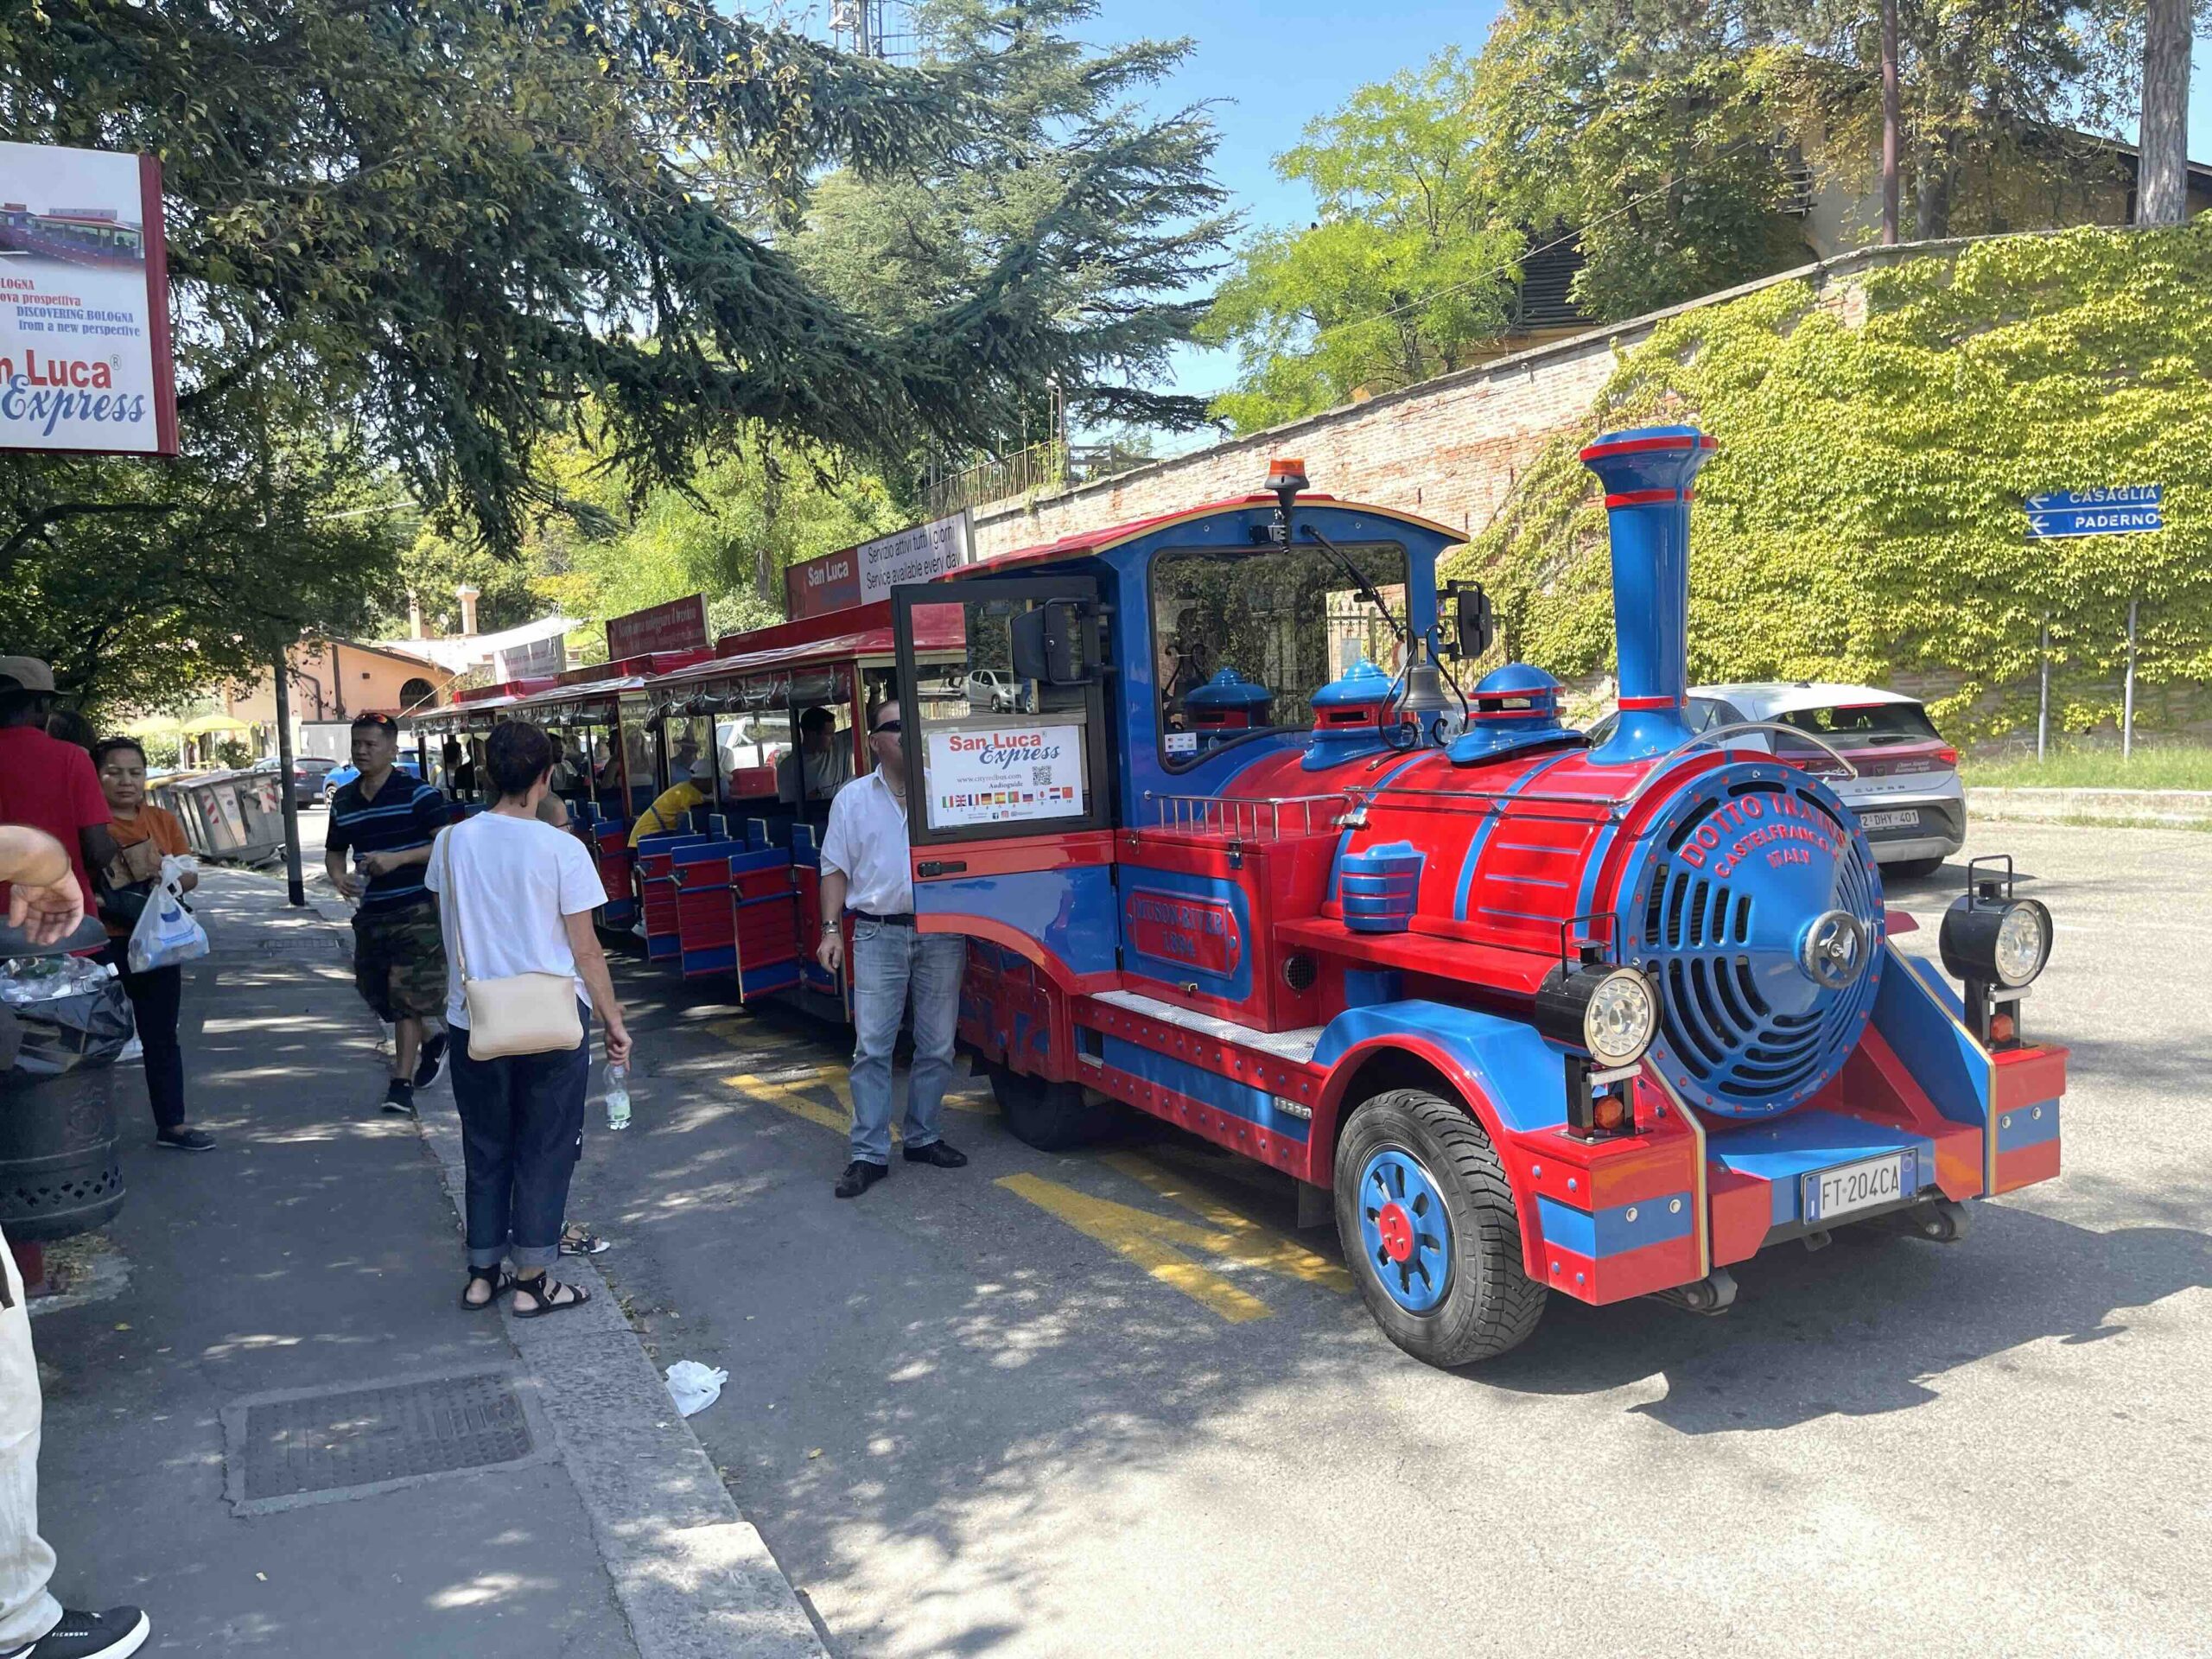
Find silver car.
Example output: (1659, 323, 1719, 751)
(1588, 683, 1965, 875)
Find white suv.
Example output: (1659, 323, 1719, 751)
(1589, 683, 1965, 875)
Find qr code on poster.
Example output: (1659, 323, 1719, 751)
(1031, 766, 1053, 784)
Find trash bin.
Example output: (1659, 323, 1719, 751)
(151, 768, 288, 865)
(0, 937, 130, 1243)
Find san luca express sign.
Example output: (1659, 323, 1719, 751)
(0, 141, 176, 455)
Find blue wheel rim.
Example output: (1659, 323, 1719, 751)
(1357, 1147, 1453, 1313)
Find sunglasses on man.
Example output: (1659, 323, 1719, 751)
(871, 719, 901, 734)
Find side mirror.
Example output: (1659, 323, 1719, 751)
(1451, 582, 1494, 658)
(1010, 598, 1100, 685)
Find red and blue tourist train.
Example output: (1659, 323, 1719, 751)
(410, 423, 2066, 1368)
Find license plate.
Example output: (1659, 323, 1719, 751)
(1802, 1149, 1916, 1224)
(1857, 809, 1921, 830)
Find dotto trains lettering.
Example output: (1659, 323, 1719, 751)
(406, 429, 2069, 1371)
(1676, 791, 1846, 877)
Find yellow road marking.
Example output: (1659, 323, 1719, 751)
(995, 1173, 1273, 1324)
(725, 1071, 863, 1138)
(723, 1067, 998, 1144)
(1099, 1154, 1353, 1293)
(720, 1055, 1337, 1325)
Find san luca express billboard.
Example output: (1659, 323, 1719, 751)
(0, 141, 177, 455)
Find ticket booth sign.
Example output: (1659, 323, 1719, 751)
(924, 723, 1086, 830)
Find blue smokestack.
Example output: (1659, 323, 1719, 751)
(1579, 424, 1716, 766)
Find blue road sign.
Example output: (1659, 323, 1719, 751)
(2025, 486, 2163, 539)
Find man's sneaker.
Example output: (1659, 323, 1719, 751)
(835, 1160, 889, 1198)
(381, 1079, 416, 1116)
(413, 1030, 449, 1090)
(2, 1606, 150, 1658)
(155, 1128, 217, 1153)
(902, 1140, 969, 1168)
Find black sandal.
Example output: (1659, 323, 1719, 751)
(510, 1274, 590, 1319)
(461, 1265, 512, 1310)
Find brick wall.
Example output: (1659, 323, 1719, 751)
(971, 238, 1978, 561)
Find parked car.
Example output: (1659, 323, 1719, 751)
(252, 754, 339, 806)
(1586, 683, 1963, 875)
(959, 668, 1018, 712)
(319, 757, 423, 804)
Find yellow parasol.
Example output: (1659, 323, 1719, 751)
(179, 713, 252, 736)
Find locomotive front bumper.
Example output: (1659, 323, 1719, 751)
(1520, 1029, 2066, 1308)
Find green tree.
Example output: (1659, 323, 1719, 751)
(0, 365, 404, 717)
(1198, 51, 1525, 429)
(1467, 3, 1806, 320)
(531, 432, 899, 643)
(793, 0, 1236, 456)
(2, 0, 1224, 703)
(1770, 0, 2139, 240)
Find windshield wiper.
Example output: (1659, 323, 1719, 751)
(1300, 524, 1406, 645)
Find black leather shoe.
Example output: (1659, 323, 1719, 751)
(835, 1160, 889, 1198)
(902, 1140, 969, 1169)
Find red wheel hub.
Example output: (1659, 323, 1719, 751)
(1377, 1201, 1414, 1263)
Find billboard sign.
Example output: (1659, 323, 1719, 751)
(495, 634, 565, 681)
(786, 510, 974, 620)
(0, 143, 176, 454)
(605, 594, 710, 661)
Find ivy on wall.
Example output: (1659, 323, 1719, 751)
(1455, 223, 2212, 739)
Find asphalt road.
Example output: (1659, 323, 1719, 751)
(550, 823, 2207, 1656)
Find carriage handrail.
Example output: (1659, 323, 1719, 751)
(1146, 791, 1354, 841)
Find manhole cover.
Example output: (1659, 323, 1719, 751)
(223, 1370, 551, 1513)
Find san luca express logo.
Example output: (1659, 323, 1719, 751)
(1677, 791, 1845, 880)
(0, 346, 148, 436)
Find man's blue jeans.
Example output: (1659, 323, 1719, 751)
(849, 919, 965, 1166)
(451, 1007, 591, 1270)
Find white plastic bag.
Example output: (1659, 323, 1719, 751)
(126, 855, 208, 974)
(664, 1360, 728, 1417)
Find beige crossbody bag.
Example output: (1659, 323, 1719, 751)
(435, 824, 583, 1060)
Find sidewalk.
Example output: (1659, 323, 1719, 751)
(27, 872, 823, 1657)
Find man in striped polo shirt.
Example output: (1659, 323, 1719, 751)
(325, 713, 451, 1115)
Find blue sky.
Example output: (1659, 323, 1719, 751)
(1077, 1, 2212, 406)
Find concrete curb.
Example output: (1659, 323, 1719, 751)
(1969, 785, 2212, 826)
(416, 1108, 831, 1659)
(308, 895, 830, 1658)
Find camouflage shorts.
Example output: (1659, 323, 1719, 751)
(353, 901, 448, 1023)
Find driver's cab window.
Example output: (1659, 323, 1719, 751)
(1153, 541, 1408, 768)
(912, 594, 1101, 837)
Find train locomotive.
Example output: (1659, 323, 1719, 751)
(897, 423, 2067, 1367)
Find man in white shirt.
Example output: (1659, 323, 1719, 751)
(817, 699, 968, 1198)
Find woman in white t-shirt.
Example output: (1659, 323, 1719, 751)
(428, 721, 633, 1319)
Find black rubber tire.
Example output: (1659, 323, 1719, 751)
(989, 1066, 1108, 1151)
(1885, 855, 1947, 879)
(1333, 1088, 1547, 1367)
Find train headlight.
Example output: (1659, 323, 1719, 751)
(1940, 892, 2052, 990)
(1536, 964, 1658, 1068)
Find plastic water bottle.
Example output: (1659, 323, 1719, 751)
(603, 1061, 632, 1130)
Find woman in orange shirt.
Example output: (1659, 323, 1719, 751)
(92, 737, 213, 1152)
